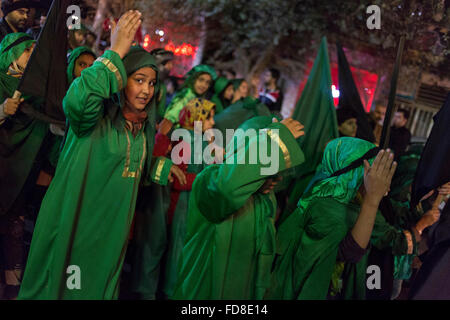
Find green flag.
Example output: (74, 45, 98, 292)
(280, 37, 339, 223)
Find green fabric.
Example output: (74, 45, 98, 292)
(18, 48, 168, 299)
(211, 77, 232, 114)
(0, 36, 48, 215)
(164, 64, 217, 124)
(281, 37, 339, 223)
(214, 96, 272, 146)
(172, 120, 305, 299)
(66, 46, 96, 85)
(0, 33, 35, 72)
(268, 137, 408, 300)
(162, 129, 209, 297)
(150, 156, 173, 186)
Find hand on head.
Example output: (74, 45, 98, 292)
(110, 10, 142, 59)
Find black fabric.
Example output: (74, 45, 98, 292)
(337, 232, 367, 263)
(0, 18, 15, 42)
(366, 247, 394, 300)
(330, 147, 380, 178)
(388, 126, 411, 159)
(411, 93, 450, 207)
(337, 43, 375, 143)
(17, 0, 70, 122)
(409, 202, 450, 299)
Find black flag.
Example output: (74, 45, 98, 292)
(337, 42, 375, 142)
(379, 36, 405, 149)
(18, 0, 72, 122)
(411, 93, 450, 208)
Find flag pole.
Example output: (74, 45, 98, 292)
(379, 36, 405, 149)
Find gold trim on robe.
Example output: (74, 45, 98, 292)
(96, 57, 124, 90)
(266, 129, 292, 169)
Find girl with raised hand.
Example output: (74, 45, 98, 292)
(19, 10, 180, 300)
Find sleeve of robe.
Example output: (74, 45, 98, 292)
(63, 50, 127, 137)
(193, 122, 305, 224)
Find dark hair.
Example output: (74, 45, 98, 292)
(269, 68, 280, 81)
(397, 108, 410, 120)
(336, 107, 358, 125)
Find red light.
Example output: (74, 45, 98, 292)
(165, 41, 197, 56)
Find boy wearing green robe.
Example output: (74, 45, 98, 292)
(18, 11, 175, 300)
(172, 116, 305, 300)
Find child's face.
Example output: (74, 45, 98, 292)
(338, 118, 357, 137)
(202, 109, 215, 131)
(73, 53, 95, 79)
(223, 84, 234, 100)
(124, 67, 157, 111)
(15, 43, 35, 70)
(193, 73, 212, 96)
(239, 81, 249, 97)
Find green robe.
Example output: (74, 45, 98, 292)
(267, 137, 410, 300)
(214, 96, 272, 146)
(162, 129, 209, 297)
(18, 49, 172, 299)
(172, 121, 305, 299)
(163, 64, 217, 126)
(268, 197, 408, 299)
(211, 77, 232, 114)
(0, 34, 48, 215)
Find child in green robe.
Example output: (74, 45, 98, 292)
(158, 64, 217, 135)
(18, 11, 180, 300)
(173, 116, 306, 299)
(267, 137, 423, 300)
(162, 97, 216, 298)
(0, 32, 39, 299)
(211, 76, 234, 114)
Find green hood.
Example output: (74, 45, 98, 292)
(298, 137, 376, 212)
(213, 77, 231, 95)
(67, 46, 96, 85)
(231, 78, 244, 90)
(104, 46, 160, 185)
(182, 64, 217, 92)
(0, 32, 35, 72)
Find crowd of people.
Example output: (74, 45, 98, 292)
(0, 3, 449, 301)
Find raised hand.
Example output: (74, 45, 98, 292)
(110, 10, 142, 59)
(363, 149, 397, 205)
(277, 117, 305, 139)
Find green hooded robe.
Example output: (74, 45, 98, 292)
(211, 77, 232, 114)
(163, 64, 217, 126)
(0, 33, 48, 216)
(214, 96, 272, 147)
(268, 137, 410, 300)
(18, 47, 172, 300)
(172, 117, 305, 300)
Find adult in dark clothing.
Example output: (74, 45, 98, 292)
(259, 68, 283, 113)
(0, 0, 30, 41)
(410, 200, 450, 299)
(389, 108, 411, 159)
